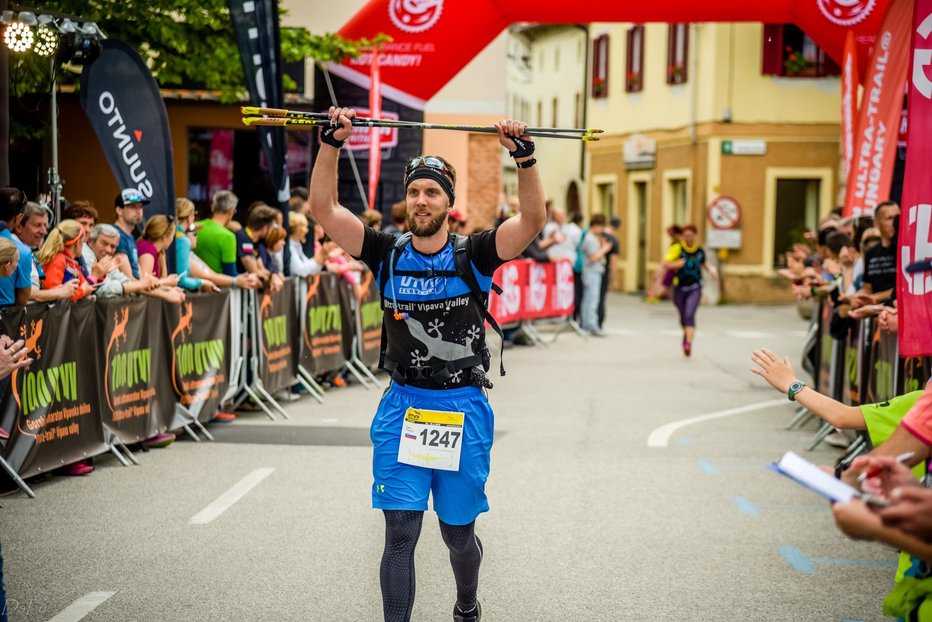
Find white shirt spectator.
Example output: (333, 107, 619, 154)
(549, 222, 582, 262)
(288, 238, 322, 278)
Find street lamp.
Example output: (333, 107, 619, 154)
(1, 8, 104, 219)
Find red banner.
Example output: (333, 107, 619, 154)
(339, 1, 891, 104)
(897, 0, 932, 356)
(524, 261, 550, 319)
(842, 31, 860, 182)
(488, 259, 574, 325)
(843, 0, 914, 218)
(489, 261, 525, 325)
(550, 261, 575, 318)
(368, 49, 382, 211)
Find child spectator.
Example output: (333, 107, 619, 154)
(36, 219, 94, 301)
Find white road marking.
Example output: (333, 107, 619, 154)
(604, 328, 639, 336)
(723, 330, 775, 339)
(647, 399, 789, 448)
(190, 468, 274, 525)
(47, 592, 116, 622)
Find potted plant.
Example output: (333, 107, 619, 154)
(667, 62, 685, 84)
(592, 75, 606, 97)
(626, 70, 641, 91)
(784, 47, 817, 76)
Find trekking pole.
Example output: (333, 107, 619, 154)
(242, 113, 600, 142)
(241, 106, 603, 139)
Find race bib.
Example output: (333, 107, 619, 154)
(397, 407, 464, 472)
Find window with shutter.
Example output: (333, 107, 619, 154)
(591, 34, 609, 98)
(626, 25, 644, 93)
(762, 24, 840, 78)
(666, 24, 689, 85)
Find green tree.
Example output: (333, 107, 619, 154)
(8, 0, 383, 99)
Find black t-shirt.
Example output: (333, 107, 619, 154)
(601, 230, 620, 268)
(234, 229, 258, 274)
(357, 226, 505, 389)
(863, 242, 897, 295)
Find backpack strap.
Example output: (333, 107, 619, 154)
(453, 234, 506, 377)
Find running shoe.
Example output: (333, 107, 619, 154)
(59, 460, 94, 476)
(643, 296, 660, 304)
(0, 426, 9, 440)
(210, 412, 237, 423)
(453, 601, 481, 622)
(683, 340, 692, 357)
(145, 432, 176, 449)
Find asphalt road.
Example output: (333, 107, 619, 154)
(1, 294, 898, 621)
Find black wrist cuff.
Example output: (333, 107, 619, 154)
(508, 135, 535, 159)
(320, 127, 346, 149)
(515, 158, 537, 169)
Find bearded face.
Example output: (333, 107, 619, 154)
(405, 178, 450, 238)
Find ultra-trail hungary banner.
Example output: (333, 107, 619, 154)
(98, 297, 176, 444)
(842, 0, 914, 218)
(302, 274, 348, 375)
(896, 0, 932, 357)
(0, 302, 107, 478)
(257, 284, 299, 395)
(79, 40, 175, 219)
(165, 292, 232, 423)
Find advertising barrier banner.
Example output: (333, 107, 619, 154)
(489, 261, 526, 325)
(867, 319, 899, 402)
(302, 274, 348, 375)
(165, 292, 232, 423)
(0, 302, 107, 478)
(257, 285, 299, 394)
(98, 297, 176, 443)
(841, 319, 865, 406)
(357, 271, 383, 369)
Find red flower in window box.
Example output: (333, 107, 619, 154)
(667, 63, 685, 83)
(626, 71, 641, 90)
(784, 50, 816, 76)
(592, 75, 606, 97)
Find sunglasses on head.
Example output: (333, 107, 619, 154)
(404, 156, 454, 185)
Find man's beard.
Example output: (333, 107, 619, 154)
(407, 210, 447, 237)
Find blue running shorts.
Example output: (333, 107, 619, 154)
(371, 381, 494, 525)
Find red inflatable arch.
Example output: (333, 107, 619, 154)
(338, 0, 889, 105)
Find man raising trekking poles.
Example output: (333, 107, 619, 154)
(310, 106, 545, 622)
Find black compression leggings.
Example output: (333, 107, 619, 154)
(380, 510, 483, 622)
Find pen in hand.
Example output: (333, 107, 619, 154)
(857, 451, 916, 482)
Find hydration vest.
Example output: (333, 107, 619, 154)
(377, 232, 505, 386)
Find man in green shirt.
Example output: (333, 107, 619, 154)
(195, 190, 239, 276)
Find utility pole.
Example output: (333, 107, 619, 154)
(0, 0, 9, 187)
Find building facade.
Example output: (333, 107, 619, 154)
(585, 22, 842, 302)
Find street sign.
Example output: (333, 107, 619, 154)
(706, 196, 742, 230)
(706, 228, 742, 249)
(721, 139, 767, 155)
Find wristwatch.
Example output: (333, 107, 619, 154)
(787, 381, 805, 401)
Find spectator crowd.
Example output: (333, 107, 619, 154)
(0, 185, 388, 469)
(753, 201, 932, 619)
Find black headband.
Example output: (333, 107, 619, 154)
(405, 168, 455, 206)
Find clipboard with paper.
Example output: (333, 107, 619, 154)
(769, 451, 889, 506)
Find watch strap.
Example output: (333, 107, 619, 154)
(787, 381, 805, 401)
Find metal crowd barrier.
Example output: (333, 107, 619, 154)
(790, 299, 930, 457)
